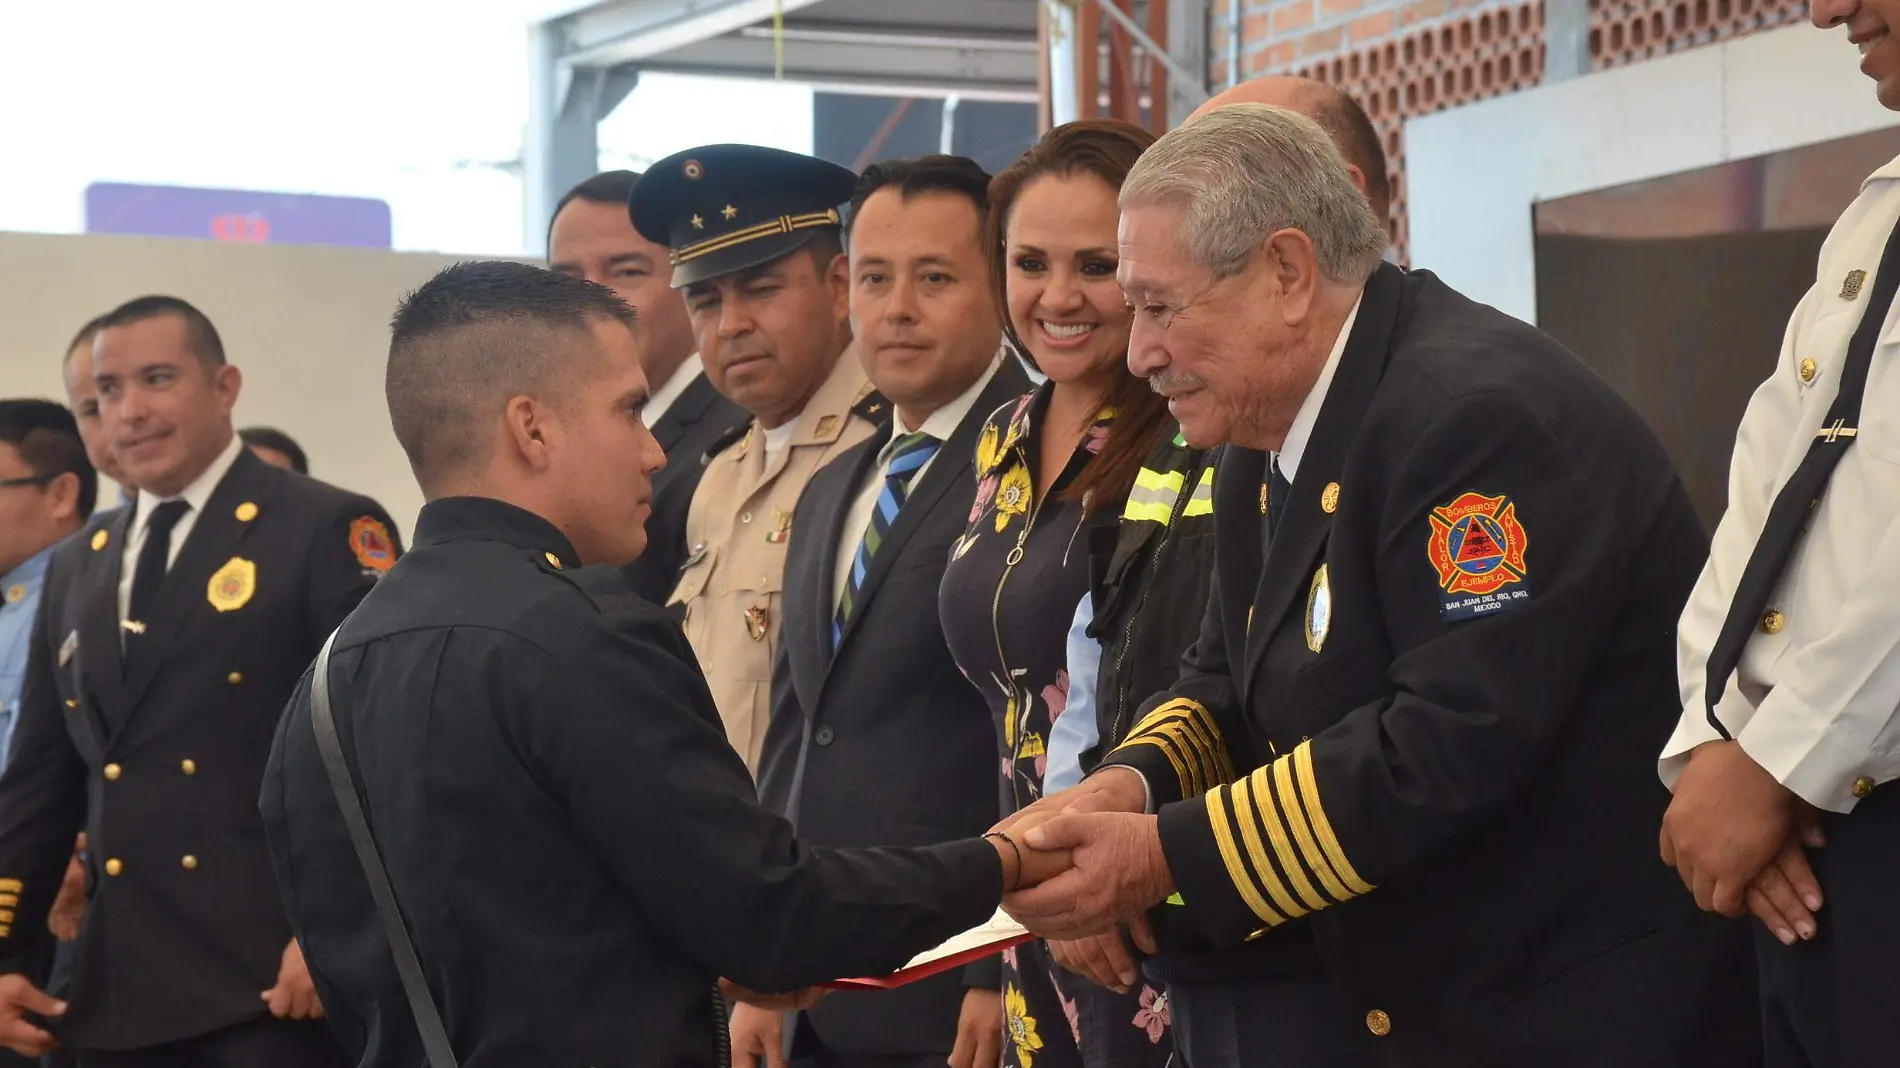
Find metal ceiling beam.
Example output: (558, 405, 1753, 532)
(635, 30, 1039, 100)
(558, 0, 829, 69)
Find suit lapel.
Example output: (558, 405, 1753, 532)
(651, 373, 717, 454)
(79, 507, 135, 741)
(1215, 448, 1267, 693)
(800, 440, 879, 695)
(1243, 264, 1406, 692)
(117, 452, 269, 725)
(833, 367, 1024, 655)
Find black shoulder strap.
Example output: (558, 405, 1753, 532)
(310, 631, 460, 1068)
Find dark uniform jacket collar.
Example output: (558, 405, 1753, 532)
(415, 497, 581, 571)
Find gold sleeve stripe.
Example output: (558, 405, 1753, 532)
(1251, 765, 1331, 912)
(1275, 756, 1354, 904)
(1149, 699, 1233, 782)
(1149, 727, 1205, 797)
(0, 894, 18, 908)
(1119, 735, 1193, 797)
(0, 925, 11, 938)
(0, 910, 14, 924)
(1207, 784, 1288, 927)
(0, 880, 21, 893)
(1229, 772, 1309, 920)
(1293, 741, 1375, 895)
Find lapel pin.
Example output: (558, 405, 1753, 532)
(1842, 270, 1868, 300)
(91, 530, 109, 552)
(744, 604, 770, 641)
(234, 502, 258, 522)
(1305, 564, 1332, 653)
(766, 509, 793, 544)
(1321, 483, 1341, 514)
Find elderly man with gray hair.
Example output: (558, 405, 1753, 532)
(997, 104, 1760, 1066)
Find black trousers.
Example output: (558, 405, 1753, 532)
(784, 1013, 948, 1068)
(1758, 785, 1900, 1068)
(74, 1016, 346, 1068)
(1168, 970, 1377, 1068)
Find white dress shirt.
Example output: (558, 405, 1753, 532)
(831, 356, 1003, 610)
(643, 354, 704, 429)
(1661, 154, 1900, 813)
(1275, 295, 1362, 482)
(119, 433, 244, 626)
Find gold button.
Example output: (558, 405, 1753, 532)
(103, 763, 121, 781)
(91, 530, 108, 552)
(1761, 610, 1786, 635)
(1321, 482, 1341, 514)
(180, 855, 198, 871)
(544, 552, 562, 570)
(227, 672, 243, 685)
(234, 502, 258, 522)
(1799, 358, 1817, 383)
(741, 512, 753, 524)
(1853, 776, 1876, 799)
(64, 699, 78, 709)
(1366, 1009, 1392, 1036)
(181, 759, 197, 776)
(104, 859, 122, 877)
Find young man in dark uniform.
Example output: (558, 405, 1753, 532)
(258, 261, 1061, 1068)
(0, 296, 402, 1066)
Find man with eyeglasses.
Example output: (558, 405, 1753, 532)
(0, 401, 95, 780)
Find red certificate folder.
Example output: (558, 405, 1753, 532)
(824, 909, 1032, 991)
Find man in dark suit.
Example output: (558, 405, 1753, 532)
(0, 296, 401, 1066)
(998, 105, 1759, 1066)
(740, 157, 1030, 1068)
(549, 170, 747, 603)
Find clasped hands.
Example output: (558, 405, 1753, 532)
(1660, 740, 1826, 946)
(991, 767, 1175, 994)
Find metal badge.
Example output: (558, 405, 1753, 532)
(1305, 564, 1332, 653)
(1842, 270, 1868, 300)
(766, 509, 793, 544)
(744, 604, 770, 641)
(207, 557, 257, 613)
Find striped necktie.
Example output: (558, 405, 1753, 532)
(834, 431, 940, 646)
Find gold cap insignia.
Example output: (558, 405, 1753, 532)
(690, 214, 704, 231)
(234, 502, 258, 522)
(1321, 482, 1341, 514)
(1842, 270, 1868, 300)
(683, 158, 704, 180)
(91, 529, 109, 552)
(721, 204, 739, 221)
(206, 557, 257, 613)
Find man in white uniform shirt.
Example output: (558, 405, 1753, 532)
(1659, 3, 1900, 1064)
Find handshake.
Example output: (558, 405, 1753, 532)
(986, 766, 1179, 995)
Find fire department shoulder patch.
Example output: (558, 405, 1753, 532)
(350, 516, 397, 573)
(1427, 491, 1530, 622)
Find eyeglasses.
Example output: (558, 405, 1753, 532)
(0, 475, 56, 490)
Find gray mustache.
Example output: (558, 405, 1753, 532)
(1148, 371, 1206, 394)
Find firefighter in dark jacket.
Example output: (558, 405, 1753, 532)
(997, 105, 1760, 1068)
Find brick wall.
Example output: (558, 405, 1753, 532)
(1210, 0, 1807, 262)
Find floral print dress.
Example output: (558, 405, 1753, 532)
(940, 383, 1176, 1068)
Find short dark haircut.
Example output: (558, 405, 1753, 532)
(238, 426, 309, 475)
(0, 399, 97, 518)
(547, 170, 642, 250)
(63, 314, 110, 362)
(847, 155, 993, 236)
(95, 295, 227, 367)
(1307, 87, 1392, 221)
(386, 261, 638, 491)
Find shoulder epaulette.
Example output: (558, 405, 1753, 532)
(701, 420, 753, 466)
(851, 386, 891, 426)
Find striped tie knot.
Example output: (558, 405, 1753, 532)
(833, 431, 941, 646)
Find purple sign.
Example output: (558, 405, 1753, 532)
(84, 182, 392, 248)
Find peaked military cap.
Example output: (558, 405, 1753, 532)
(630, 144, 858, 288)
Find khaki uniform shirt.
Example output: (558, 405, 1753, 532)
(670, 350, 883, 770)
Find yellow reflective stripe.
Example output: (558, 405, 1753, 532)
(1121, 500, 1176, 524)
(1133, 467, 1187, 494)
(1252, 764, 1330, 912)
(1230, 772, 1308, 919)
(1182, 468, 1215, 517)
(1293, 741, 1375, 895)
(1208, 784, 1288, 927)
(1275, 757, 1353, 904)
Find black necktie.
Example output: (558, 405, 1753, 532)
(125, 500, 190, 664)
(1703, 213, 1900, 737)
(1266, 456, 1292, 543)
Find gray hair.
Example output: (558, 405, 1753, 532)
(1120, 103, 1387, 283)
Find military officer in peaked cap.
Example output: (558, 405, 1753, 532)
(632, 144, 888, 771)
